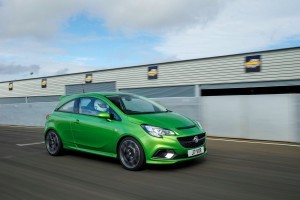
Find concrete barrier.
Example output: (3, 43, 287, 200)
(0, 102, 57, 127)
(151, 95, 300, 143)
(0, 94, 299, 143)
(200, 94, 300, 143)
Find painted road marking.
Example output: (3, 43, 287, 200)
(16, 142, 45, 146)
(207, 138, 300, 148)
(1, 125, 43, 129)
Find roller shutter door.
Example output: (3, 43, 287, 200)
(120, 85, 195, 98)
(0, 97, 26, 104)
(65, 81, 116, 95)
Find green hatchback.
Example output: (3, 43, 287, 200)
(44, 92, 207, 170)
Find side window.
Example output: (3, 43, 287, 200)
(80, 98, 92, 108)
(79, 97, 121, 120)
(79, 98, 95, 116)
(79, 98, 109, 116)
(58, 100, 75, 113)
(94, 99, 109, 113)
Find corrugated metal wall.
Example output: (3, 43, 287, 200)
(0, 47, 300, 97)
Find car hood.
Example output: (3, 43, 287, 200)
(127, 112, 196, 131)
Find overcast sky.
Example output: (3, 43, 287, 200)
(0, 0, 300, 81)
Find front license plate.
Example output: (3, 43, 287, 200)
(188, 147, 204, 157)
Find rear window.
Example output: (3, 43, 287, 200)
(57, 100, 75, 113)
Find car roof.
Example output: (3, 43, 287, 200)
(59, 92, 133, 104)
(56, 92, 134, 108)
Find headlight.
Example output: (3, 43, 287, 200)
(141, 125, 176, 138)
(196, 121, 203, 129)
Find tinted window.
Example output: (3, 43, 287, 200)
(58, 100, 75, 113)
(80, 98, 92, 107)
(79, 98, 101, 116)
(79, 97, 121, 120)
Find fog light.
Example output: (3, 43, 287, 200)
(165, 153, 174, 159)
(152, 150, 175, 159)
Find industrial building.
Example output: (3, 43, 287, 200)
(0, 47, 299, 142)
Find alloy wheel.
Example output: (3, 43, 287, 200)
(46, 131, 62, 156)
(119, 138, 145, 170)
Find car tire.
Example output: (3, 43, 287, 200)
(118, 137, 145, 171)
(45, 130, 63, 156)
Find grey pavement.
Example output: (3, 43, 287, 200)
(0, 125, 299, 200)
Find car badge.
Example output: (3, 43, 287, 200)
(193, 136, 199, 143)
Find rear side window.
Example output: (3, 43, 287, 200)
(58, 100, 75, 113)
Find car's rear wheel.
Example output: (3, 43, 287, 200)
(118, 137, 145, 171)
(46, 130, 63, 156)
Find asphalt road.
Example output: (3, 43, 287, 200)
(0, 125, 299, 200)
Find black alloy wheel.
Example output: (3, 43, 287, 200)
(118, 137, 145, 171)
(46, 130, 63, 156)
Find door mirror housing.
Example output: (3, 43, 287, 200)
(98, 112, 110, 119)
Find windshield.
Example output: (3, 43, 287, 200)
(106, 94, 168, 115)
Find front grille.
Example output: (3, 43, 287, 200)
(177, 133, 206, 148)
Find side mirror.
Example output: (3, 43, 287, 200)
(98, 112, 111, 120)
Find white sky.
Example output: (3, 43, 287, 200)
(0, 0, 300, 81)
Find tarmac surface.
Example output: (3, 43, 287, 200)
(0, 125, 299, 200)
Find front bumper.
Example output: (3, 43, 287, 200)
(141, 133, 207, 164)
(146, 149, 207, 164)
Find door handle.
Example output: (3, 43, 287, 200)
(74, 119, 80, 124)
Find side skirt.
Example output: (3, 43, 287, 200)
(64, 146, 118, 158)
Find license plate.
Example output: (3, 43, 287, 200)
(188, 147, 204, 157)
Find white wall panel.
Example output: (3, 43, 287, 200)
(201, 94, 299, 142)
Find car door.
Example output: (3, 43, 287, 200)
(54, 99, 77, 146)
(71, 97, 120, 154)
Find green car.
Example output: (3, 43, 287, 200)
(44, 92, 207, 170)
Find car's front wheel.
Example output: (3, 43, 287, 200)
(118, 137, 145, 171)
(46, 130, 63, 156)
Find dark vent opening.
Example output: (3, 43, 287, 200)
(177, 125, 196, 130)
(202, 85, 300, 96)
